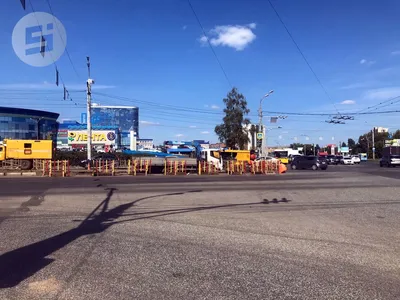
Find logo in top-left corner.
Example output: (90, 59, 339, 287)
(12, 12, 67, 67)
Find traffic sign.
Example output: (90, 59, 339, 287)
(256, 132, 263, 140)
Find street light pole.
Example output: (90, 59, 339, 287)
(372, 127, 375, 160)
(258, 90, 274, 156)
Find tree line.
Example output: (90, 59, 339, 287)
(214, 88, 400, 158)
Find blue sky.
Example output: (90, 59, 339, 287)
(2, 0, 400, 146)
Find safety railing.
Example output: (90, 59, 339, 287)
(127, 159, 151, 176)
(90, 160, 116, 176)
(42, 160, 70, 177)
(225, 161, 248, 175)
(164, 160, 187, 175)
(198, 161, 219, 175)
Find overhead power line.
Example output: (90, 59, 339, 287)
(187, 0, 233, 89)
(44, 0, 82, 81)
(356, 95, 400, 113)
(263, 110, 400, 116)
(267, 0, 342, 116)
(25, 0, 80, 107)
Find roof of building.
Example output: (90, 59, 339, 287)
(58, 124, 119, 130)
(0, 106, 59, 120)
(92, 105, 137, 109)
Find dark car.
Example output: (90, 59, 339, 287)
(326, 155, 336, 165)
(291, 156, 328, 170)
(380, 155, 400, 167)
(80, 153, 120, 168)
(334, 155, 343, 165)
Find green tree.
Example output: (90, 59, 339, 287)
(348, 138, 356, 152)
(392, 130, 400, 139)
(215, 87, 250, 149)
(289, 143, 304, 149)
(341, 142, 347, 147)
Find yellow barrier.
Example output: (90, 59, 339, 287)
(198, 161, 219, 175)
(164, 160, 187, 175)
(127, 159, 151, 176)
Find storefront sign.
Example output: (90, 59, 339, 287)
(67, 130, 116, 145)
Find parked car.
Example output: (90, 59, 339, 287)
(351, 155, 361, 164)
(380, 155, 400, 167)
(341, 156, 354, 165)
(290, 156, 328, 170)
(80, 153, 120, 168)
(326, 155, 336, 165)
(255, 156, 279, 162)
(335, 155, 343, 164)
(288, 154, 302, 163)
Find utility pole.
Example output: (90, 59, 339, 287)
(86, 56, 94, 161)
(257, 90, 274, 156)
(372, 127, 375, 160)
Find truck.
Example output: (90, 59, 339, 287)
(0, 139, 53, 170)
(382, 146, 400, 156)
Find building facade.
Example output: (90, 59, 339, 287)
(137, 138, 154, 149)
(83, 105, 139, 148)
(0, 107, 59, 142)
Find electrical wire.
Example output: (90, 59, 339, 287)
(27, 0, 80, 107)
(187, 0, 233, 89)
(263, 110, 400, 116)
(45, 0, 82, 81)
(267, 0, 342, 116)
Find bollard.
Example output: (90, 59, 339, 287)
(112, 160, 115, 176)
(198, 161, 201, 175)
(134, 159, 138, 176)
(105, 160, 109, 174)
(42, 160, 46, 177)
(145, 160, 149, 176)
(127, 159, 131, 175)
(49, 160, 52, 177)
(164, 160, 167, 176)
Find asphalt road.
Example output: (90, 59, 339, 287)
(0, 163, 400, 299)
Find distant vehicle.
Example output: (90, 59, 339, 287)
(288, 154, 302, 163)
(380, 155, 400, 167)
(326, 155, 336, 165)
(359, 153, 367, 161)
(382, 146, 400, 156)
(290, 156, 327, 171)
(255, 156, 279, 162)
(351, 155, 361, 164)
(341, 156, 354, 165)
(335, 155, 343, 164)
(271, 149, 303, 164)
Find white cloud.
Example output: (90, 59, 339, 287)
(140, 120, 160, 126)
(363, 87, 400, 101)
(182, 25, 187, 30)
(360, 59, 376, 66)
(175, 134, 184, 137)
(204, 104, 209, 108)
(189, 125, 197, 128)
(340, 100, 356, 105)
(201, 131, 210, 134)
(319, 137, 323, 141)
(211, 105, 219, 109)
(199, 23, 257, 51)
(391, 50, 400, 55)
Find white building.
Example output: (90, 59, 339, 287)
(374, 127, 389, 133)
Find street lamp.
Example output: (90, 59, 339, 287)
(258, 90, 274, 156)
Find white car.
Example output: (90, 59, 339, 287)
(341, 156, 354, 165)
(256, 156, 279, 162)
(351, 155, 361, 164)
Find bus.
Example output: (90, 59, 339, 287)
(271, 148, 302, 164)
(359, 153, 367, 162)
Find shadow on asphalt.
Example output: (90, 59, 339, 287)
(0, 188, 290, 288)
